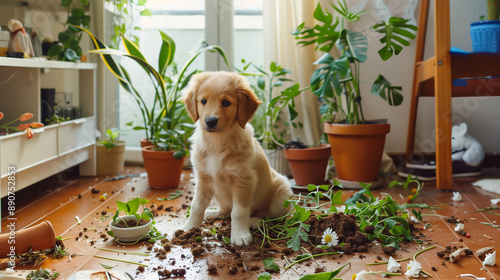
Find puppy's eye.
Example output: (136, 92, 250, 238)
(201, 98, 207, 105)
(222, 100, 231, 107)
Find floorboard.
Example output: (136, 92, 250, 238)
(1, 166, 499, 279)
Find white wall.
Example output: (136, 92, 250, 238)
(355, 0, 499, 154)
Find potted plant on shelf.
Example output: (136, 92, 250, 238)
(237, 61, 305, 175)
(470, 0, 500, 53)
(48, 0, 90, 62)
(292, 0, 417, 187)
(79, 27, 227, 189)
(108, 197, 161, 243)
(96, 128, 125, 176)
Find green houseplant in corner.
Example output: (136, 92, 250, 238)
(96, 128, 125, 176)
(79, 27, 227, 189)
(293, 0, 417, 187)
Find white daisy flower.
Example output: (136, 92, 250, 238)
(387, 256, 401, 272)
(452, 192, 462, 201)
(454, 223, 464, 232)
(405, 260, 422, 277)
(352, 269, 370, 280)
(483, 251, 496, 266)
(321, 227, 339, 247)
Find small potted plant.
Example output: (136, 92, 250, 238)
(470, 0, 500, 53)
(96, 128, 125, 176)
(238, 61, 305, 175)
(108, 197, 161, 243)
(293, 0, 417, 187)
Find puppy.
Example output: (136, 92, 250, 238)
(181, 71, 293, 246)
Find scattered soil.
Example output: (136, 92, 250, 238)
(382, 246, 396, 256)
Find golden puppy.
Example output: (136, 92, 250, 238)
(181, 71, 293, 246)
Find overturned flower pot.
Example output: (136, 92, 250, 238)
(0, 220, 55, 257)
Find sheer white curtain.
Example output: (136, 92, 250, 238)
(263, 0, 329, 146)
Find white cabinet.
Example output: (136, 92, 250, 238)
(0, 57, 97, 198)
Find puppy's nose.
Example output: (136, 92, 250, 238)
(205, 117, 218, 128)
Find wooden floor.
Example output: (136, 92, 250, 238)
(1, 165, 499, 279)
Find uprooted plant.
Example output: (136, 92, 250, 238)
(255, 175, 423, 253)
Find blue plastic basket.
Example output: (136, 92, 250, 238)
(470, 20, 500, 53)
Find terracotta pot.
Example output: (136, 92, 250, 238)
(284, 144, 331, 186)
(140, 138, 153, 148)
(109, 215, 152, 243)
(96, 141, 125, 176)
(0, 221, 55, 257)
(324, 122, 390, 183)
(142, 146, 185, 189)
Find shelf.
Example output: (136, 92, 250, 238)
(0, 57, 96, 70)
(0, 57, 97, 197)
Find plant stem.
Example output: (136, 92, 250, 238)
(413, 245, 435, 260)
(98, 248, 150, 256)
(93, 255, 148, 267)
(284, 252, 341, 271)
(365, 257, 411, 265)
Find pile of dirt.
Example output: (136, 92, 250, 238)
(306, 213, 370, 253)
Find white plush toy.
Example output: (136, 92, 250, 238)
(451, 123, 484, 166)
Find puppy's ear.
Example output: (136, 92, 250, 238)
(237, 80, 262, 129)
(182, 73, 208, 122)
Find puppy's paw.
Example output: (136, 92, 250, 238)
(231, 229, 252, 246)
(179, 222, 196, 231)
(204, 209, 221, 219)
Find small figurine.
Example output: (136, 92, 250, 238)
(451, 122, 484, 166)
(7, 19, 35, 58)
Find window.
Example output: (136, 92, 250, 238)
(119, 0, 263, 149)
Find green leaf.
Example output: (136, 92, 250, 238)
(71, 7, 85, 18)
(338, 30, 368, 62)
(173, 151, 185, 159)
(371, 75, 404, 106)
(61, 0, 73, 7)
(100, 263, 115, 269)
(126, 197, 141, 215)
(47, 44, 63, 58)
(258, 272, 272, 280)
(299, 262, 350, 280)
(263, 258, 280, 272)
(373, 17, 417, 61)
(330, 190, 343, 205)
(79, 0, 89, 5)
(116, 201, 128, 212)
(158, 31, 176, 76)
(141, 9, 152, 16)
(157, 190, 183, 201)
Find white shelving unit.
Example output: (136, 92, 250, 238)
(0, 57, 97, 198)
